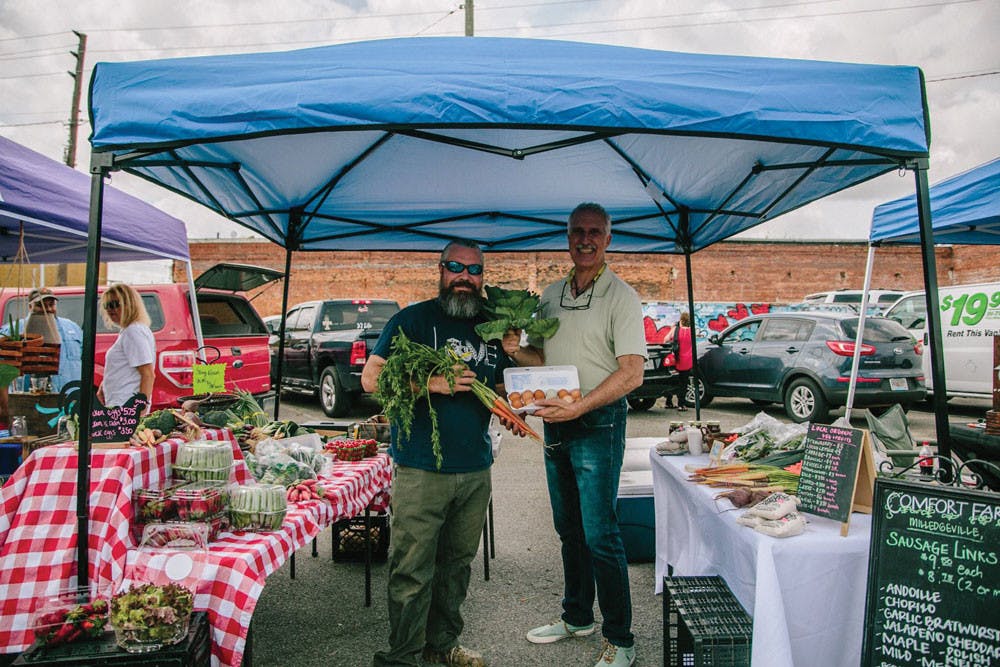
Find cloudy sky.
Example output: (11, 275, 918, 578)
(2, 0, 998, 243)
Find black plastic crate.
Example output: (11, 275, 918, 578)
(663, 576, 752, 667)
(332, 512, 390, 563)
(14, 611, 210, 666)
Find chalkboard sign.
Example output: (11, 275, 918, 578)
(89, 393, 147, 444)
(862, 479, 1000, 667)
(797, 423, 875, 535)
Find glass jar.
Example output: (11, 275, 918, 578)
(10, 416, 27, 438)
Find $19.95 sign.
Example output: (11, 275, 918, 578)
(861, 479, 1000, 667)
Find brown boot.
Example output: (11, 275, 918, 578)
(421, 644, 488, 667)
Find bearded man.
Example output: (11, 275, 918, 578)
(363, 239, 514, 667)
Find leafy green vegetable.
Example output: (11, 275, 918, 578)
(139, 410, 176, 434)
(374, 330, 462, 469)
(0, 363, 19, 388)
(110, 583, 193, 640)
(474, 285, 560, 342)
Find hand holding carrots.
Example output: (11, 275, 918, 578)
(427, 367, 477, 395)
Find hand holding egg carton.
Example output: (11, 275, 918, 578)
(502, 366, 581, 413)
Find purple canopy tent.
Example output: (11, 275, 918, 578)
(0, 135, 189, 264)
(1, 135, 192, 595)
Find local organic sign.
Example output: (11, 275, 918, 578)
(89, 393, 147, 443)
(862, 479, 1000, 667)
(797, 423, 874, 535)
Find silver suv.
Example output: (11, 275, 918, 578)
(688, 312, 926, 423)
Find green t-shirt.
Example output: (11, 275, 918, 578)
(530, 268, 646, 394)
(373, 299, 511, 473)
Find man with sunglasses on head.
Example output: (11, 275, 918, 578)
(503, 202, 645, 667)
(363, 239, 516, 667)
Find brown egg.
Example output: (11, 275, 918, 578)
(570, 388, 582, 401)
(557, 388, 570, 399)
(521, 389, 535, 405)
(509, 394, 523, 409)
(533, 389, 546, 401)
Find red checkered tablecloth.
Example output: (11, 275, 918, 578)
(0, 429, 391, 667)
(122, 453, 392, 667)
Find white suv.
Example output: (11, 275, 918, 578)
(803, 289, 905, 313)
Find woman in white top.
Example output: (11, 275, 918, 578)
(97, 283, 156, 414)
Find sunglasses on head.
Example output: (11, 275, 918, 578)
(440, 260, 483, 276)
(103, 300, 121, 311)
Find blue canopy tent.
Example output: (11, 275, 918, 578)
(845, 157, 1000, 438)
(870, 157, 1000, 245)
(83, 37, 937, 584)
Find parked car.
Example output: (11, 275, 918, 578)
(262, 315, 283, 336)
(626, 341, 684, 411)
(0, 263, 282, 412)
(883, 281, 1000, 401)
(272, 299, 400, 417)
(686, 312, 926, 423)
(802, 289, 905, 313)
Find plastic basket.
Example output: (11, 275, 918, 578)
(332, 513, 390, 563)
(663, 576, 752, 667)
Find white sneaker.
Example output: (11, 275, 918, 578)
(525, 619, 596, 644)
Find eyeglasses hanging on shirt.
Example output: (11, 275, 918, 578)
(559, 264, 606, 311)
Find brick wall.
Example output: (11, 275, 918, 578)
(178, 239, 996, 318)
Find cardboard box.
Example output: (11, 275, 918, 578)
(502, 365, 581, 413)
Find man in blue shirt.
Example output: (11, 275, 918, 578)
(2, 287, 83, 392)
(363, 240, 513, 667)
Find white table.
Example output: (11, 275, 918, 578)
(651, 450, 871, 667)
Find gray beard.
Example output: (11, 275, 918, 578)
(438, 289, 483, 319)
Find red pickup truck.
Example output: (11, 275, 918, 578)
(0, 264, 281, 412)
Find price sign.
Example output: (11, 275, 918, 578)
(89, 393, 147, 444)
(797, 423, 875, 536)
(862, 479, 1000, 666)
(192, 363, 226, 395)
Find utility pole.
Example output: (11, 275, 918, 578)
(464, 0, 474, 36)
(65, 31, 87, 169)
(57, 31, 87, 287)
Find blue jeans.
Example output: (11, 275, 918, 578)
(542, 399, 633, 648)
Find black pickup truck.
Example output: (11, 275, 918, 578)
(271, 299, 400, 416)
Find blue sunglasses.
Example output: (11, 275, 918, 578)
(440, 260, 483, 276)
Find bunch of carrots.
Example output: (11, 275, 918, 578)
(375, 331, 541, 470)
(687, 463, 799, 494)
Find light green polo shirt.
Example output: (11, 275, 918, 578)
(529, 267, 646, 394)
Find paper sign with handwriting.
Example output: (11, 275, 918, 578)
(193, 363, 226, 395)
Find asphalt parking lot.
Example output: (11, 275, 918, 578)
(251, 392, 990, 666)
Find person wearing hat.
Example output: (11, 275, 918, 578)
(0, 287, 83, 393)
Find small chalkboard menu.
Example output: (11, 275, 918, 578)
(797, 423, 875, 536)
(862, 479, 1000, 666)
(89, 393, 147, 446)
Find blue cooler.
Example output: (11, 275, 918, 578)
(617, 469, 655, 563)
(0, 442, 21, 477)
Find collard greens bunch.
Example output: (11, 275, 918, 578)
(474, 285, 560, 342)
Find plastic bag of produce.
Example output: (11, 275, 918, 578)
(754, 512, 806, 538)
(744, 492, 800, 520)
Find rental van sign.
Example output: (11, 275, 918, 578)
(940, 288, 1000, 338)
